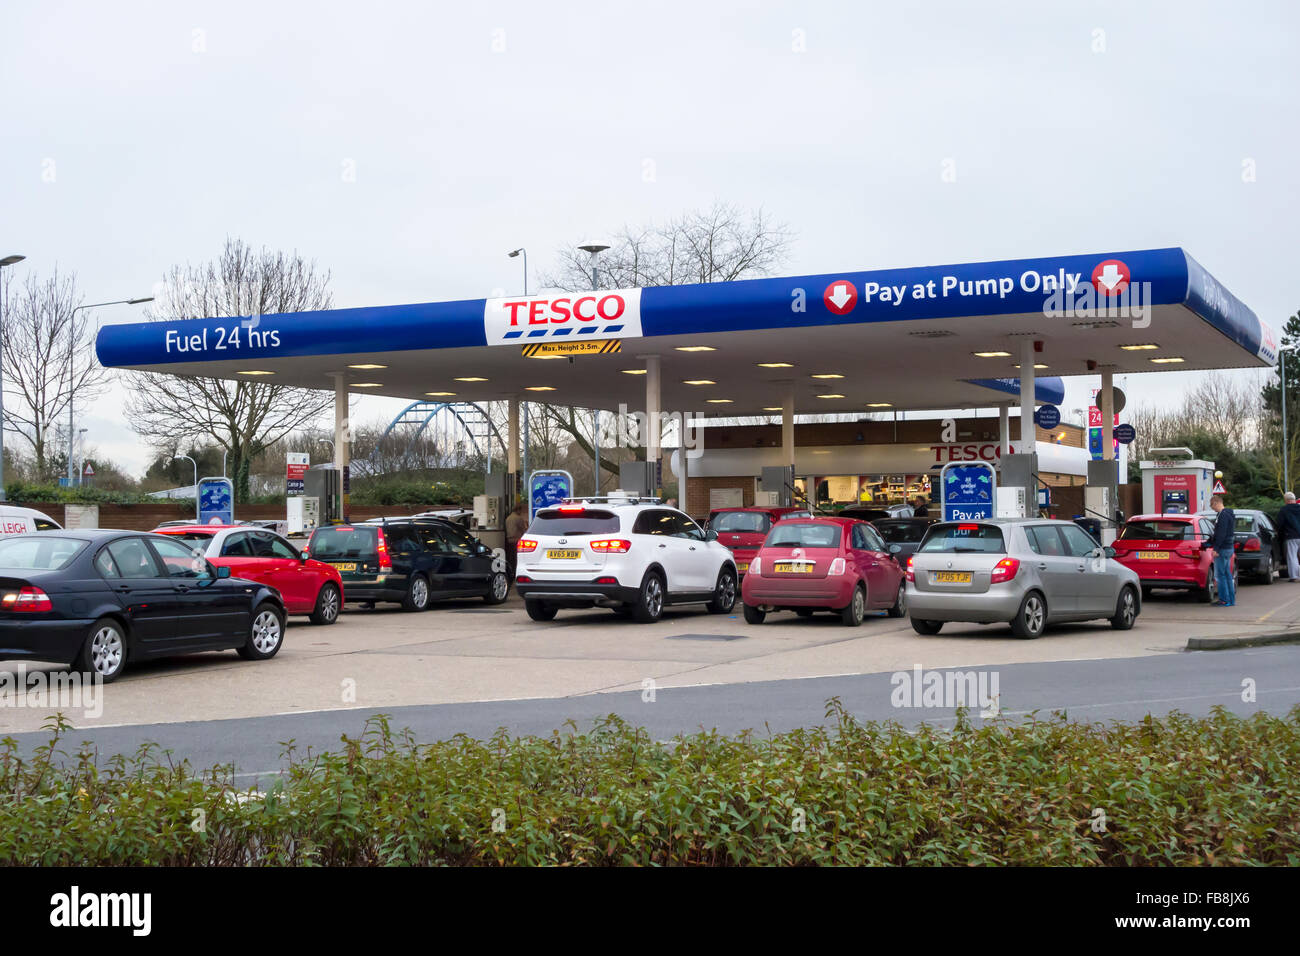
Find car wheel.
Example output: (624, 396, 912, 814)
(1010, 591, 1046, 639)
(887, 580, 907, 618)
(633, 571, 665, 623)
(309, 582, 341, 625)
(743, 603, 766, 625)
(1198, 572, 1217, 604)
(73, 618, 128, 683)
(525, 600, 557, 622)
(1258, 554, 1272, 585)
(402, 574, 431, 612)
(1110, 586, 1138, 630)
(840, 584, 866, 627)
(911, 618, 943, 635)
(706, 567, 737, 614)
(237, 603, 285, 661)
(484, 571, 509, 605)
(795, 608, 815, 618)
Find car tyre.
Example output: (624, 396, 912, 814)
(484, 571, 509, 605)
(1110, 585, 1138, 630)
(402, 574, 431, 612)
(743, 603, 766, 625)
(1197, 572, 1217, 604)
(73, 617, 128, 683)
(633, 571, 665, 623)
(237, 603, 285, 661)
(887, 580, 907, 618)
(1010, 591, 1047, 639)
(911, 618, 943, 635)
(706, 567, 737, 614)
(840, 584, 866, 627)
(309, 582, 341, 625)
(1258, 553, 1274, 585)
(525, 600, 557, 622)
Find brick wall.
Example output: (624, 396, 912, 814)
(685, 477, 755, 520)
(700, 417, 1085, 451)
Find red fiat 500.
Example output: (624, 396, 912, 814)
(1110, 514, 1235, 603)
(740, 517, 906, 626)
(708, 506, 811, 574)
(153, 524, 344, 624)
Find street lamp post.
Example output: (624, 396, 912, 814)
(508, 248, 527, 296)
(578, 242, 610, 494)
(0, 255, 27, 502)
(171, 454, 198, 521)
(509, 248, 530, 495)
(66, 297, 153, 485)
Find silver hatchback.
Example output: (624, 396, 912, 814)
(906, 518, 1141, 639)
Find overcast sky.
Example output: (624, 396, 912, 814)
(3, 0, 1295, 475)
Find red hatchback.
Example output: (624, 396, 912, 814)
(741, 517, 906, 626)
(1111, 514, 1235, 603)
(154, 525, 344, 624)
(708, 506, 812, 575)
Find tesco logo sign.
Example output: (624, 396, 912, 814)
(483, 287, 643, 345)
(501, 294, 627, 326)
(930, 442, 1022, 464)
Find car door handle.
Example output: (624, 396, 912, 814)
(174, 584, 192, 592)
(1037, 562, 1048, 570)
(658, 543, 667, 549)
(689, 546, 697, 551)
(1076, 565, 1087, 572)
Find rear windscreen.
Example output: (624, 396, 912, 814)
(163, 532, 214, 549)
(918, 524, 1006, 554)
(309, 526, 378, 558)
(712, 511, 770, 534)
(1119, 521, 1194, 541)
(876, 521, 928, 543)
(0, 535, 86, 570)
(766, 523, 841, 549)
(528, 509, 620, 536)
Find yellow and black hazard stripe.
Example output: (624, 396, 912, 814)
(522, 339, 622, 358)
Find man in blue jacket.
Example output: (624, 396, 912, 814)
(1276, 492, 1300, 581)
(1209, 495, 1237, 606)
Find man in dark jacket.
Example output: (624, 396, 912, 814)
(1209, 495, 1237, 606)
(1276, 492, 1300, 581)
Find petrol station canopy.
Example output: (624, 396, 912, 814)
(95, 246, 1274, 415)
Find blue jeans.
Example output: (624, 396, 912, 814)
(1213, 549, 1236, 605)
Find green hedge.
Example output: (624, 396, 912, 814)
(2, 703, 1297, 865)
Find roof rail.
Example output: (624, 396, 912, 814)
(557, 495, 664, 506)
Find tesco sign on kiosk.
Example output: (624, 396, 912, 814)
(483, 289, 644, 345)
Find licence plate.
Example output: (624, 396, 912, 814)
(1138, 551, 1170, 560)
(737, 562, 750, 573)
(546, 549, 583, 560)
(933, 571, 972, 584)
(774, 561, 813, 573)
(330, 562, 358, 572)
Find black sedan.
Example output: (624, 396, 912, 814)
(871, 517, 936, 562)
(1197, 509, 1283, 584)
(0, 530, 287, 682)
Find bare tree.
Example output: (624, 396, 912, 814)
(1128, 371, 1266, 462)
(0, 268, 110, 480)
(124, 239, 335, 501)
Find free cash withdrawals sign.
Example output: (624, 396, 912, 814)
(286, 452, 309, 496)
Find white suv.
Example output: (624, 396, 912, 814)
(514, 495, 738, 623)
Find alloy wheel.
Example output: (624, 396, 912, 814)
(492, 572, 508, 601)
(90, 626, 123, 676)
(1024, 595, 1044, 634)
(645, 576, 663, 617)
(252, 610, 282, 653)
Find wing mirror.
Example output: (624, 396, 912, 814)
(216, 565, 231, 578)
(1103, 546, 1116, 559)
(705, 529, 719, 542)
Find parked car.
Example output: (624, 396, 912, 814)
(0, 505, 62, 536)
(514, 497, 737, 622)
(837, 504, 914, 521)
(1111, 514, 1237, 602)
(305, 518, 508, 611)
(0, 530, 286, 682)
(741, 517, 906, 626)
(706, 505, 812, 575)
(906, 518, 1141, 639)
(153, 524, 343, 624)
(1194, 509, 1281, 584)
(871, 517, 935, 563)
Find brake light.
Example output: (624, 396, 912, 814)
(515, 575, 532, 583)
(828, 557, 846, 575)
(376, 528, 393, 571)
(749, 557, 761, 575)
(595, 576, 618, 584)
(905, 556, 914, 582)
(558, 506, 584, 514)
(2, 586, 52, 612)
(590, 539, 632, 553)
(990, 558, 1020, 584)
(957, 524, 979, 531)
(1242, 538, 1261, 551)
(517, 539, 538, 553)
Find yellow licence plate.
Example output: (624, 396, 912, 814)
(774, 561, 814, 574)
(1138, 551, 1170, 560)
(546, 549, 583, 559)
(331, 562, 357, 572)
(737, 562, 750, 573)
(933, 571, 972, 584)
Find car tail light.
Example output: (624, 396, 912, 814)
(1175, 545, 1200, 558)
(990, 558, 1020, 584)
(516, 538, 538, 553)
(828, 557, 846, 575)
(749, 557, 762, 575)
(1242, 538, 1261, 551)
(595, 576, 618, 584)
(515, 575, 532, 583)
(905, 556, 914, 582)
(2, 586, 52, 612)
(590, 539, 632, 553)
(376, 528, 393, 571)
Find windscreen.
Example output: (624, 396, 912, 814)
(1234, 516, 1254, 532)
(712, 511, 770, 534)
(918, 524, 1006, 554)
(1118, 521, 1194, 541)
(876, 521, 929, 543)
(766, 523, 841, 549)
(0, 535, 86, 570)
(528, 509, 620, 536)
(309, 526, 378, 558)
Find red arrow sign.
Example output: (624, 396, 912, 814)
(1091, 259, 1130, 296)
(823, 280, 857, 316)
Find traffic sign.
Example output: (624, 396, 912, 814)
(1034, 404, 1061, 429)
(82, 463, 95, 476)
(822, 280, 857, 316)
(1114, 423, 1136, 444)
(1212, 479, 1227, 494)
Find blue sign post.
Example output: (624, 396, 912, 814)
(1034, 404, 1061, 429)
(197, 476, 234, 525)
(528, 470, 573, 520)
(940, 461, 997, 521)
(1114, 423, 1136, 445)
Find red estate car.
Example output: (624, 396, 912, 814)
(708, 505, 812, 575)
(740, 517, 906, 626)
(153, 524, 344, 623)
(1111, 514, 1236, 603)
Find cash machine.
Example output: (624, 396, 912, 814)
(1139, 448, 1216, 516)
